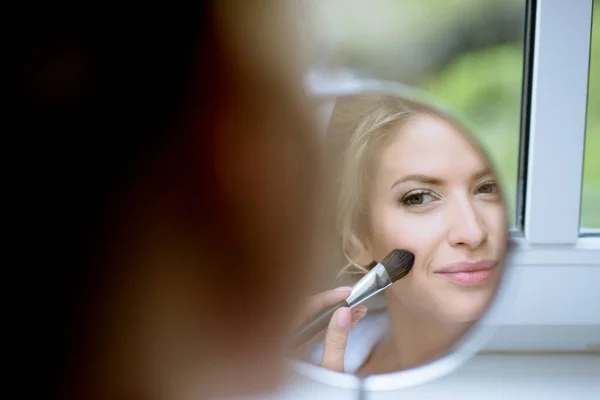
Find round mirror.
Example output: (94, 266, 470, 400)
(288, 76, 512, 391)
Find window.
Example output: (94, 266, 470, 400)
(582, 0, 600, 230)
(307, 0, 600, 348)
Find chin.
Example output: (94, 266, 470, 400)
(445, 301, 492, 323)
(434, 292, 494, 324)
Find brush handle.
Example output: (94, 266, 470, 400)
(291, 299, 349, 349)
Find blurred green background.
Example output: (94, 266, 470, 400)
(583, 0, 600, 229)
(423, 0, 600, 229)
(312, 0, 599, 229)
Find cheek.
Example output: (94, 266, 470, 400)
(369, 205, 447, 269)
(370, 206, 450, 313)
(493, 205, 508, 235)
(370, 206, 447, 318)
(479, 202, 508, 251)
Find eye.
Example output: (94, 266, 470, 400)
(401, 190, 439, 206)
(476, 181, 498, 195)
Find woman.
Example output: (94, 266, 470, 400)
(306, 94, 508, 375)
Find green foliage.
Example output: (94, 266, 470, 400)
(582, 4, 600, 227)
(423, 16, 600, 228)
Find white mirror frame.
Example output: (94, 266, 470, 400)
(289, 71, 520, 391)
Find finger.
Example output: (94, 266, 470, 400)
(295, 306, 366, 357)
(294, 287, 352, 328)
(320, 307, 352, 372)
(351, 306, 368, 323)
(352, 305, 368, 317)
(351, 308, 368, 329)
(292, 306, 367, 364)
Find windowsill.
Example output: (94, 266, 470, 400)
(259, 354, 600, 399)
(507, 235, 600, 265)
(365, 354, 600, 399)
(480, 234, 600, 351)
(580, 228, 600, 237)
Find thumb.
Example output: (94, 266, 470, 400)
(320, 307, 351, 372)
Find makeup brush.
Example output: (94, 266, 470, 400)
(292, 249, 414, 349)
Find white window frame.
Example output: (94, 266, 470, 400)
(524, 0, 591, 244)
(484, 0, 600, 352)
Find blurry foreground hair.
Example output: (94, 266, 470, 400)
(17, 2, 321, 399)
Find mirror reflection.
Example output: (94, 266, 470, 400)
(292, 93, 509, 377)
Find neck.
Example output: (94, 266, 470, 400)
(359, 295, 472, 375)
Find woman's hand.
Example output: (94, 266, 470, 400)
(293, 287, 368, 372)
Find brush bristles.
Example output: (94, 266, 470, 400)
(381, 249, 414, 282)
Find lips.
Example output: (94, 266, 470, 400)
(434, 260, 497, 286)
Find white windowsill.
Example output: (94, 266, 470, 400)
(366, 354, 600, 399)
(508, 235, 600, 265)
(483, 234, 600, 350)
(251, 354, 600, 399)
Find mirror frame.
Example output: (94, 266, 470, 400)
(289, 70, 519, 391)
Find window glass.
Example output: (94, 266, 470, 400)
(581, 0, 600, 230)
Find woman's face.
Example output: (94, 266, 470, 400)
(364, 114, 507, 323)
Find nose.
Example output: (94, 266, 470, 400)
(447, 197, 489, 249)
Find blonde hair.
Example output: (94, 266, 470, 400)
(324, 94, 424, 282)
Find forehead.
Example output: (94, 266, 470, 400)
(378, 114, 490, 182)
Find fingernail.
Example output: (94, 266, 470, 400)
(334, 286, 353, 292)
(337, 308, 351, 329)
(354, 305, 368, 313)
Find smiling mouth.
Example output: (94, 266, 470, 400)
(434, 260, 498, 286)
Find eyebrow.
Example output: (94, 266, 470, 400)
(390, 167, 493, 190)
